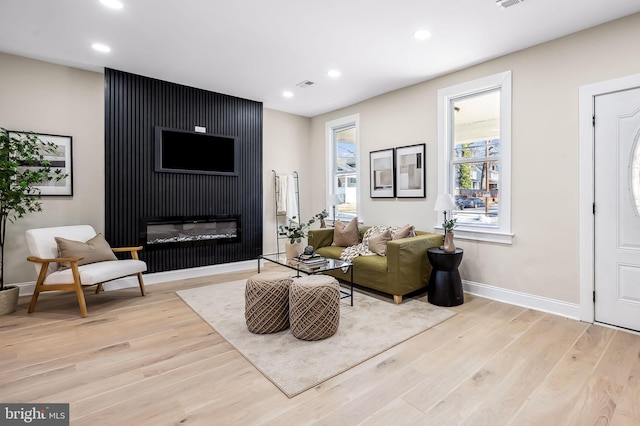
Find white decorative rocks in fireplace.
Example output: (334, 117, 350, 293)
(141, 216, 240, 249)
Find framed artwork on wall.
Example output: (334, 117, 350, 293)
(395, 143, 425, 198)
(9, 131, 73, 196)
(369, 148, 395, 198)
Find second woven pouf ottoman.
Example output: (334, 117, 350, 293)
(245, 271, 293, 334)
(289, 275, 340, 341)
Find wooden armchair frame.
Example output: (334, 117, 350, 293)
(27, 246, 146, 318)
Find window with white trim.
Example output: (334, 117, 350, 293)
(326, 114, 359, 223)
(437, 71, 513, 244)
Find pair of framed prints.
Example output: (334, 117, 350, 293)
(370, 143, 425, 198)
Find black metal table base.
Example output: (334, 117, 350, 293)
(258, 254, 354, 306)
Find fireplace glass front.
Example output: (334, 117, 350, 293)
(142, 216, 239, 248)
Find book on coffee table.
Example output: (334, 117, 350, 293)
(293, 255, 326, 265)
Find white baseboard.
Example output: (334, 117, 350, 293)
(14, 263, 581, 321)
(463, 279, 581, 320)
(14, 260, 258, 296)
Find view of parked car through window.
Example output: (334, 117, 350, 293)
(450, 90, 500, 226)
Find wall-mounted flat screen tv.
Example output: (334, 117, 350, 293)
(154, 126, 239, 176)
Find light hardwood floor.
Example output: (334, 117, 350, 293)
(2, 266, 640, 425)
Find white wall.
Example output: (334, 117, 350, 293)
(262, 108, 311, 254)
(0, 53, 105, 285)
(309, 13, 640, 304)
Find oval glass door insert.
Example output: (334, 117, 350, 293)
(631, 130, 640, 217)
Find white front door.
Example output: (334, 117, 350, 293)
(594, 86, 640, 331)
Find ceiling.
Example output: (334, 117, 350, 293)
(1, 0, 639, 118)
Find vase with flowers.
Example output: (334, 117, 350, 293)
(279, 210, 328, 259)
(443, 217, 457, 253)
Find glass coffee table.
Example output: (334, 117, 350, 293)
(258, 253, 354, 306)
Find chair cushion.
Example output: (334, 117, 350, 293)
(55, 233, 118, 270)
(44, 259, 147, 285)
(315, 246, 344, 259)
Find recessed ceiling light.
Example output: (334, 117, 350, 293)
(92, 43, 111, 53)
(413, 29, 432, 41)
(282, 91, 294, 98)
(100, 0, 123, 9)
(327, 69, 341, 78)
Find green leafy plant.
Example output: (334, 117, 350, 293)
(0, 128, 68, 291)
(278, 210, 329, 244)
(443, 217, 457, 234)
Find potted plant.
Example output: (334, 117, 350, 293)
(443, 217, 456, 234)
(442, 217, 457, 253)
(0, 128, 68, 315)
(279, 210, 328, 259)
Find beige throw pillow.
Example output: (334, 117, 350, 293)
(55, 233, 118, 270)
(393, 224, 415, 240)
(368, 229, 392, 256)
(331, 217, 359, 247)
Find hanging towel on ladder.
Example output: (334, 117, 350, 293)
(285, 175, 299, 224)
(276, 174, 299, 224)
(276, 175, 288, 215)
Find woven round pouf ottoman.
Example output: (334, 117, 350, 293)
(245, 272, 293, 334)
(289, 275, 340, 341)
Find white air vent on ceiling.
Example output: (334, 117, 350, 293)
(296, 80, 315, 88)
(496, 0, 524, 9)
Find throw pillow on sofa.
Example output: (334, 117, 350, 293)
(368, 229, 392, 256)
(332, 217, 359, 247)
(392, 224, 415, 240)
(341, 225, 395, 262)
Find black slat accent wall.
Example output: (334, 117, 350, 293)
(104, 68, 263, 273)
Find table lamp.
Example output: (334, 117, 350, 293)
(327, 194, 342, 223)
(434, 193, 457, 236)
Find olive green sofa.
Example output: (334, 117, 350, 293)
(308, 226, 443, 303)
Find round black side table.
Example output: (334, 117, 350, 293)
(426, 247, 464, 307)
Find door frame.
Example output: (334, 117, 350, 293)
(579, 73, 640, 323)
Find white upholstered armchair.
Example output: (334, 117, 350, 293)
(25, 225, 147, 317)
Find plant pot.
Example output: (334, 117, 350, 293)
(285, 241, 305, 260)
(0, 286, 19, 315)
(443, 232, 456, 253)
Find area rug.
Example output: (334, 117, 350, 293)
(177, 280, 456, 398)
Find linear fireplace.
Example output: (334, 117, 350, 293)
(141, 215, 240, 249)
